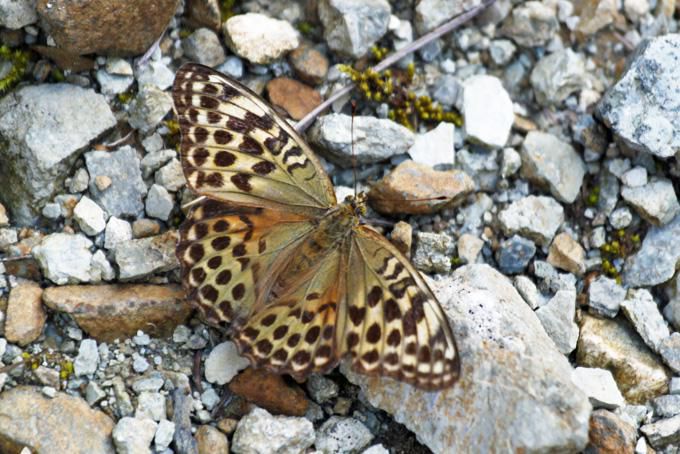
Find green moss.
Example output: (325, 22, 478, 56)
(221, 0, 237, 21)
(297, 21, 316, 36)
(586, 185, 600, 206)
(0, 45, 31, 94)
(598, 227, 642, 282)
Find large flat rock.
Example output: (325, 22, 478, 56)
(342, 264, 591, 453)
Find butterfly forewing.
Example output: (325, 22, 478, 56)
(172, 63, 336, 214)
(173, 63, 460, 391)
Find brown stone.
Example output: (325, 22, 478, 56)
(0, 386, 115, 453)
(229, 368, 309, 417)
(586, 409, 636, 454)
(266, 78, 322, 120)
(390, 221, 412, 258)
(42, 284, 191, 342)
(577, 314, 668, 404)
(132, 219, 162, 238)
(548, 232, 586, 276)
(216, 418, 238, 435)
(196, 425, 229, 454)
(288, 43, 329, 85)
(5, 282, 46, 346)
(32, 45, 95, 72)
(368, 160, 474, 215)
(36, 0, 179, 56)
(186, 0, 222, 31)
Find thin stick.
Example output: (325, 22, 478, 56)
(351, 100, 357, 197)
(294, 0, 497, 133)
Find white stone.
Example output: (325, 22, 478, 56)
(621, 289, 669, 353)
(463, 75, 514, 148)
(90, 249, 115, 282)
(0, 0, 37, 29)
(315, 417, 374, 454)
(145, 184, 174, 221)
(514, 275, 543, 310)
(33, 233, 94, 284)
(154, 420, 175, 451)
(104, 216, 133, 250)
(571, 367, 625, 409)
(223, 13, 300, 64)
(204, 341, 250, 385)
(621, 178, 680, 226)
(621, 167, 648, 187)
(74, 339, 100, 376)
(535, 289, 579, 354)
(231, 408, 315, 454)
(135, 392, 167, 422)
(113, 417, 158, 454)
(501, 148, 521, 177)
(155, 158, 186, 192)
(498, 195, 565, 246)
(408, 122, 455, 167)
(73, 196, 107, 236)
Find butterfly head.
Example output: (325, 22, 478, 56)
(344, 192, 368, 217)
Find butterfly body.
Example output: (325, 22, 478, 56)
(173, 63, 460, 390)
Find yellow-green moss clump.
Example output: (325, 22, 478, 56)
(599, 228, 641, 284)
(339, 48, 462, 131)
(0, 46, 30, 94)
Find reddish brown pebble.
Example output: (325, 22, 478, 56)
(586, 409, 636, 454)
(229, 367, 309, 416)
(5, 282, 46, 346)
(266, 78, 322, 120)
(288, 43, 329, 85)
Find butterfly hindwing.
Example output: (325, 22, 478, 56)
(172, 63, 336, 214)
(344, 226, 460, 390)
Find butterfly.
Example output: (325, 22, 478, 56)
(172, 63, 459, 390)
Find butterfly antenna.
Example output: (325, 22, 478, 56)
(351, 99, 357, 197)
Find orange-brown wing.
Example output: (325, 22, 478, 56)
(172, 63, 336, 216)
(176, 198, 317, 328)
(342, 225, 460, 390)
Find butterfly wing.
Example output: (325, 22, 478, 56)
(343, 225, 460, 390)
(172, 63, 336, 215)
(177, 198, 317, 328)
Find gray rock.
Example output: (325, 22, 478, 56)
(69, 168, 90, 194)
(571, 367, 625, 410)
(128, 86, 173, 133)
(73, 196, 107, 236)
(621, 178, 680, 226)
(318, 0, 391, 58)
(145, 184, 174, 221)
(498, 195, 564, 246)
(200, 387, 220, 410)
(463, 75, 514, 148)
(620, 289, 669, 353)
(85, 146, 147, 219)
(431, 74, 462, 107)
(0, 84, 115, 225)
(455, 148, 499, 191)
(154, 420, 175, 451)
(135, 61, 175, 91)
(500, 147, 521, 178)
(306, 375, 339, 404)
(489, 39, 517, 66)
(95, 70, 134, 96)
(112, 416, 157, 454)
(140, 149, 176, 179)
(414, 0, 477, 34)
(456, 233, 484, 266)
(640, 414, 680, 449)
(223, 13, 300, 64)
(315, 417, 373, 454)
(500, 1, 559, 47)
(412, 231, 455, 274)
(597, 170, 620, 217)
(216, 56, 245, 79)
(588, 275, 626, 318)
(671, 377, 680, 395)
(535, 289, 579, 354)
(653, 395, 680, 418)
(513, 275, 543, 309)
(154, 158, 186, 192)
(33, 233, 93, 285)
(85, 381, 106, 406)
(231, 407, 315, 454)
(530, 49, 587, 106)
(135, 392, 166, 421)
(204, 341, 249, 385)
(608, 207, 633, 229)
(407, 122, 455, 167)
(132, 353, 150, 373)
(113, 231, 179, 280)
(621, 167, 648, 187)
(659, 333, 680, 374)
(597, 35, 680, 158)
(495, 234, 536, 274)
(625, 214, 680, 286)
(521, 131, 586, 204)
(0, 228, 17, 250)
(74, 339, 99, 376)
(0, 0, 37, 29)
(342, 265, 591, 453)
(308, 113, 414, 167)
(104, 217, 133, 250)
(182, 28, 226, 68)
(90, 250, 115, 282)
